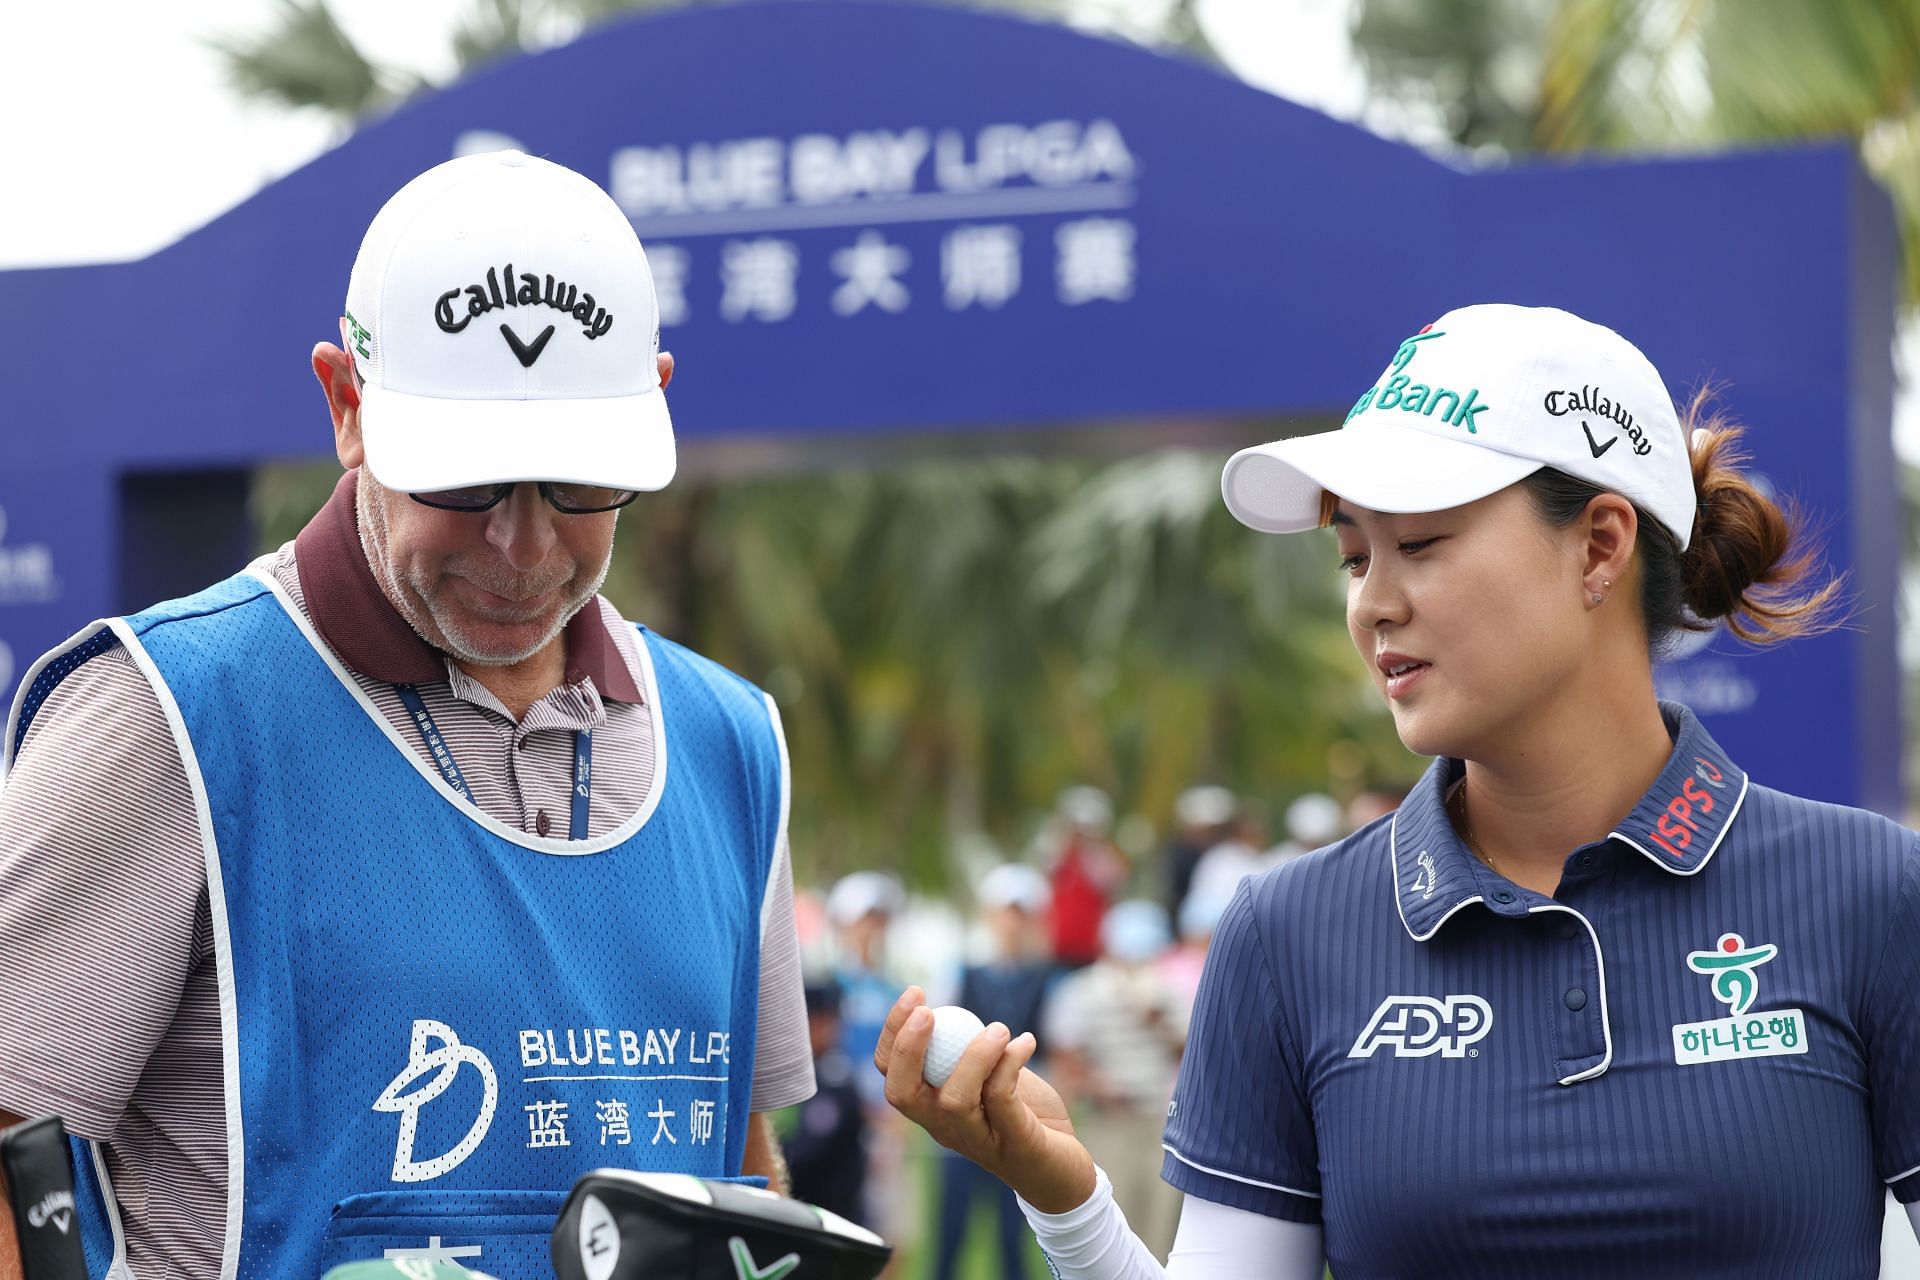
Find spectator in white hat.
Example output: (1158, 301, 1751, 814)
(932, 863, 1061, 1278)
(1158, 890, 1231, 1030)
(823, 869, 913, 1258)
(1261, 792, 1347, 867)
(828, 870, 907, 1108)
(1162, 784, 1237, 920)
(1184, 803, 1274, 915)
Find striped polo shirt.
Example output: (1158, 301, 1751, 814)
(1162, 702, 1920, 1279)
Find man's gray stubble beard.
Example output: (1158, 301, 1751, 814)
(354, 475, 611, 668)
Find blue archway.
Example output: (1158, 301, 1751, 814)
(0, 0, 1900, 808)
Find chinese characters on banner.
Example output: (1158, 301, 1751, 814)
(650, 216, 1134, 325)
(613, 118, 1140, 326)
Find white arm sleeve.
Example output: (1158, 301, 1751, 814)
(1167, 1194, 1324, 1279)
(1019, 1166, 1325, 1280)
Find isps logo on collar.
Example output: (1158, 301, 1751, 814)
(1647, 757, 1729, 861)
(1671, 932, 1808, 1066)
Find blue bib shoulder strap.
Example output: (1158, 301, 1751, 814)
(6, 571, 277, 769)
(633, 626, 787, 850)
(123, 573, 275, 637)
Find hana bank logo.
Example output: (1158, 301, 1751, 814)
(1390, 324, 1443, 372)
(1686, 933, 1777, 1017)
(1345, 324, 1490, 433)
(373, 1019, 500, 1183)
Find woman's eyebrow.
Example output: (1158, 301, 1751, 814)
(1328, 509, 1356, 527)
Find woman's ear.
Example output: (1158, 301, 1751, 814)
(1583, 493, 1639, 608)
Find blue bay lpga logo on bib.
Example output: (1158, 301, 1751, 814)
(373, 1019, 502, 1183)
(371, 1016, 738, 1183)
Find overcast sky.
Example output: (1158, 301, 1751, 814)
(0, 0, 1364, 269)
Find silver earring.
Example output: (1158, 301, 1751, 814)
(1592, 593, 1605, 604)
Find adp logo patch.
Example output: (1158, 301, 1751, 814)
(1348, 995, 1493, 1059)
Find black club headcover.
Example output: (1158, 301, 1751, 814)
(1, 1116, 88, 1280)
(551, 1171, 891, 1280)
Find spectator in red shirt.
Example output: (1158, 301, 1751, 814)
(1046, 786, 1129, 968)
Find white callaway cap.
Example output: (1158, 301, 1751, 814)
(1222, 304, 1697, 549)
(344, 150, 673, 494)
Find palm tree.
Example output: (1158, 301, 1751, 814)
(1540, 0, 1920, 301)
(213, 0, 1223, 123)
(1355, 0, 1920, 302)
(1350, 0, 1560, 153)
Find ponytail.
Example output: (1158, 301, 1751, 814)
(1523, 389, 1847, 653)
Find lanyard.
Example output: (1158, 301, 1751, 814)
(396, 684, 592, 840)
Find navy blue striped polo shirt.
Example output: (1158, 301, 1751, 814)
(1162, 702, 1920, 1278)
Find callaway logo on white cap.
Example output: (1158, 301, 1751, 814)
(1221, 304, 1696, 549)
(344, 150, 674, 495)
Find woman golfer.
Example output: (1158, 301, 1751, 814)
(874, 304, 1920, 1278)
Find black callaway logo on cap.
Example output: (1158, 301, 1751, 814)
(1545, 385, 1652, 459)
(435, 264, 614, 367)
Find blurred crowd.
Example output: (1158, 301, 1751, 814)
(781, 783, 1402, 1271)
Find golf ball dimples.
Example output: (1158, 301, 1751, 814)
(923, 1005, 987, 1087)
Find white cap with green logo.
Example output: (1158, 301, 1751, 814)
(1220, 303, 1698, 550)
(343, 150, 673, 495)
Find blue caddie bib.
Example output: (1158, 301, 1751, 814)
(13, 571, 784, 1280)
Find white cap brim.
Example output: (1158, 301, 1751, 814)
(1221, 421, 1544, 534)
(359, 384, 675, 493)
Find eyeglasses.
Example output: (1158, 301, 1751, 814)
(409, 482, 640, 515)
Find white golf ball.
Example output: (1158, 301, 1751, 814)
(922, 1005, 988, 1088)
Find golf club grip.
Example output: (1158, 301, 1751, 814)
(0, 1117, 87, 1280)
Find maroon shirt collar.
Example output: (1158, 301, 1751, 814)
(293, 470, 645, 703)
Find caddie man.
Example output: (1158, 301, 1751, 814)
(0, 151, 813, 1280)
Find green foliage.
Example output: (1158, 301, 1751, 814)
(1352, 0, 1560, 152)
(1356, 0, 1920, 301)
(601, 446, 1406, 886)
(208, 0, 699, 118)
(213, 0, 1221, 127)
(208, 0, 418, 119)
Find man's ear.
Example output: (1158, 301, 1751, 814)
(315, 318, 364, 469)
(657, 350, 674, 390)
